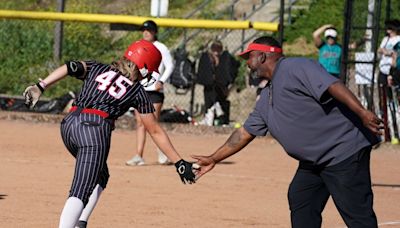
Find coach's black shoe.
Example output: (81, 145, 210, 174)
(75, 220, 87, 228)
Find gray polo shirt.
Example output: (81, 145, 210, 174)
(244, 57, 379, 166)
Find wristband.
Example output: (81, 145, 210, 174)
(36, 82, 45, 93)
(39, 80, 47, 89)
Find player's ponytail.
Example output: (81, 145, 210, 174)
(111, 58, 140, 82)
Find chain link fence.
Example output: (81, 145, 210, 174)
(0, 17, 271, 127)
(342, 0, 399, 142)
(0, 0, 287, 127)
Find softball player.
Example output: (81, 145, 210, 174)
(126, 20, 175, 166)
(23, 40, 196, 228)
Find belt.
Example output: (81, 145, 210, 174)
(69, 106, 110, 119)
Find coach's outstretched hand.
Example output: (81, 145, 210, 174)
(23, 82, 44, 109)
(174, 159, 197, 184)
(191, 155, 216, 180)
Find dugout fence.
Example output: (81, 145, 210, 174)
(0, 0, 285, 127)
(341, 0, 397, 142)
(8, 0, 397, 130)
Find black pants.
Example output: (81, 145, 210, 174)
(203, 83, 230, 124)
(288, 146, 377, 228)
(203, 85, 216, 111)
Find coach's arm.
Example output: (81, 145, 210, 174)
(327, 81, 383, 135)
(192, 127, 255, 179)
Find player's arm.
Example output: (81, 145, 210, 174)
(192, 127, 255, 179)
(392, 52, 398, 68)
(312, 24, 333, 47)
(139, 112, 197, 184)
(23, 61, 87, 109)
(140, 112, 181, 162)
(327, 81, 383, 134)
(155, 45, 174, 91)
(378, 47, 393, 56)
(377, 37, 394, 56)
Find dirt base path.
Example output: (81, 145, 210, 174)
(1, 119, 400, 228)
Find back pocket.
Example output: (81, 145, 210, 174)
(81, 121, 100, 126)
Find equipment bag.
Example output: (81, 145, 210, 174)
(169, 47, 194, 93)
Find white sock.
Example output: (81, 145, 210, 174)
(59, 197, 84, 228)
(78, 184, 104, 222)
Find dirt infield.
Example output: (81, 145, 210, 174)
(1, 117, 400, 228)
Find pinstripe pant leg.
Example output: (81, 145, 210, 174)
(98, 164, 110, 189)
(67, 114, 112, 206)
(60, 113, 79, 157)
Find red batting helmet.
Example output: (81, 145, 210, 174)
(124, 39, 161, 74)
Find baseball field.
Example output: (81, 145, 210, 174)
(1, 114, 400, 228)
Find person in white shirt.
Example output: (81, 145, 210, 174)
(377, 19, 400, 142)
(126, 20, 175, 166)
(378, 19, 400, 84)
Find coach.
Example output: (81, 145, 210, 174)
(193, 36, 382, 228)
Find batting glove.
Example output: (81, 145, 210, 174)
(23, 82, 44, 109)
(174, 159, 196, 184)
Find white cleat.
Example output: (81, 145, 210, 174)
(157, 149, 172, 165)
(126, 155, 145, 166)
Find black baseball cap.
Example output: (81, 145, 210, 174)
(385, 19, 400, 32)
(141, 20, 158, 33)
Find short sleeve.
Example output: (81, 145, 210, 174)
(294, 59, 339, 103)
(317, 41, 326, 49)
(379, 36, 388, 49)
(243, 96, 269, 136)
(83, 60, 96, 74)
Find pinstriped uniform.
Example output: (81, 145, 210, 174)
(60, 60, 154, 205)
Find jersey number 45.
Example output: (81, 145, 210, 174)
(95, 71, 133, 99)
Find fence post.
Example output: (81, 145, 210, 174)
(340, 0, 353, 84)
(54, 0, 65, 62)
(278, 0, 284, 44)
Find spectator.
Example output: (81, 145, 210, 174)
(389, 40, 400, 87)
(312, 24, 342, 77)
(387, 31, 400, 143)
(249, 71, 268, 101)
(126, 20, 175, 166)
(193, 36, 382, 228)
(378, 19, 400, 83)
(197, 40, 240, 125)
(377, 19, 400, 141)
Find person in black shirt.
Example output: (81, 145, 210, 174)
(197, 40, 240, 125)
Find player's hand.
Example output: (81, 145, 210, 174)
(323, 24, 334, 29)
(154, 81, 164, 91)
(23, 83, 44, 109)
(191, 155, 216, 180)
(388, 75, 394, 86)
(174, 159, 197, 184)
(360, 109, 383, 135)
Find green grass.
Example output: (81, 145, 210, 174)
(284, 0, 400, 57)
(2, 0, 400, 96)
